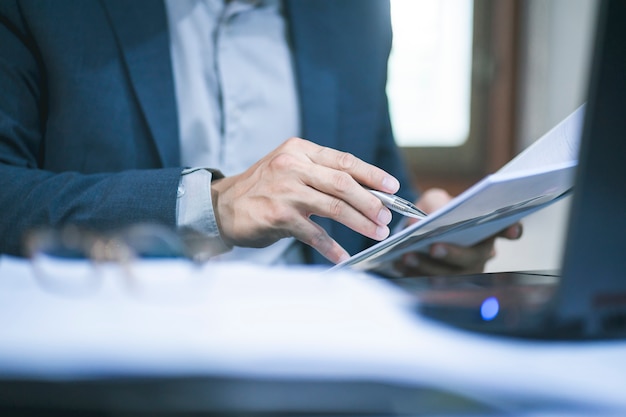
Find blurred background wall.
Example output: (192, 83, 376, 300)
(485, 0, 597, 272)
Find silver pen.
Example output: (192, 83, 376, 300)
(366, 188, 428, 219)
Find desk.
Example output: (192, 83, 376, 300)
(1, 256, 625, 416)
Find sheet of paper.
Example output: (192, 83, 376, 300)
(333, 105, 585, 273)
(497, 103, 584, 175)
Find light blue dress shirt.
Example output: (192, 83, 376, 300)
(165, 0, 304, 264)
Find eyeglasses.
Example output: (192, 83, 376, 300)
(23, 224, 212, 304)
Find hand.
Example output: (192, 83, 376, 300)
(393, 188, 523, 276)
(210, 137, 400, 263)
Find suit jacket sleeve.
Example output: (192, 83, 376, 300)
(0, 1, 182, 256)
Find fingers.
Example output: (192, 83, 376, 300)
(289, 217, 350, 264)
(211, 138, 403, 264)
(299, 168, 393, 238)
(428, 239, 496, 269)
(499, 223, 523, 240)
(415, 188, 451, 213)
(428, 240, 495, 274)
(395, 239, 496, 277)
(392, 185, 525, 276)
(395, 253, 468, 277)
(296, 138, 400, 193)
(273, 139, 397, 240)
(267, 174, 391, 243)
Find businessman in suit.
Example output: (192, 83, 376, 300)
(0, 0, 520, 274)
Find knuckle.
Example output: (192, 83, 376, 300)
(328, 197, 346, 218)
(332, 172, 353, 194)
(308, 231, 324, 248)
(269, 205, 295, 227)
(269, 152, 296, 171)
(337, 151, 358, 171)
(366, 194, 383, 213)
(284, 136, 307, 149)
(308, 230, 331, 252)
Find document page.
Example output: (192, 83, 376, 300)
(497, 104, 583, 175)
(333, 105, 585, 273)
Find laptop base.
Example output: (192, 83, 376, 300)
(387, 271, 626, 340)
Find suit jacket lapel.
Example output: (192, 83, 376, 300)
(285, 0, 339, 149)
(100, 0, 180, 167)
(102, 0, 338, 168)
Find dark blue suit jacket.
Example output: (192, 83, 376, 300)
(0, 0, 415, 263)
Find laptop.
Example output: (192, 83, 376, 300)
(388, 0, 626, 340)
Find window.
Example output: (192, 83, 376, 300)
(387, 0, 520, 195)
(387, 0, 473, 147)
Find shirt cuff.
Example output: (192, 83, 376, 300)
(176, 168, 231, 261)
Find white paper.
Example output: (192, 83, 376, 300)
(497, 104, 584, 175)
(1, 255, 625, 413)
(333, 105, 585, 272)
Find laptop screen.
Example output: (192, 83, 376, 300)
(554, 0, 626, 337)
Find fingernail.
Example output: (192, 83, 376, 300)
(337, 252, 350, 263)
(378, 208, 392, 225)
(376, 226, 390, 240)
(382, 176, 400, 193)
(431, 244, 448, 259)
(509, 224, 522, 239)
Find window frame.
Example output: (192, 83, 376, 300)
(395, 0, 520, 195)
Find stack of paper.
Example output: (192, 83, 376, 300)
(334, 105, 585, 272)
(1, 253, 626, 414)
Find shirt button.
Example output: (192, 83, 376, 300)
(177, 183, 185, 198)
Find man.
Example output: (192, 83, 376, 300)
(0, 0, 520, 274)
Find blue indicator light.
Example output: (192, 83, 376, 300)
(480, 296, 499, 321)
